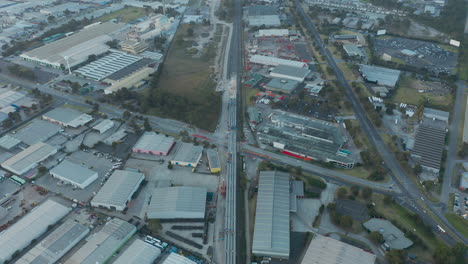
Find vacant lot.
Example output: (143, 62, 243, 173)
(96, 7, 146, 23)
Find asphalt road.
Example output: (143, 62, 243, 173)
(294, 0, 467, 245)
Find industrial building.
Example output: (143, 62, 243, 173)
(170, 143, 203, 167)
(132, 131, 175, 156)
(207, 149, 221, 173)
(247, 5, 281, 27)
(423, 107, 450, 122)
(65, 218, 136, 264)
(359, 64, 401, 87)
(301, 235, 376, 264)
(161, 253, 196, 264)
(16, 220, 90, 264)
(258, 111, 354, 168)
(0, 135, 20, 150)
(74, 51, 144, 81)
(91, 170, 144, 211)
(250, 55, 308, 68)
(256, 29, 289, 37)
(10, 119, 61, 146)
(460, 172, 468, 191)
(363, 218, 413, 250)
(270, 65, 310, 82)
(0, 199, 71, 264)
(103, 65, 155, 94)
(411, 119, 447, 174)
(113, 239, 161, 264)
(463, 100, 468, 143)
(247, 106, 262, 124)
(120, 38, 149, 54)
(343, 44, 364, 58)
(50, 160, 99, 189)
(264, 78, 300, 94)
(1, 142, 57, 175)
(147, 186, 207, 219)
(43, 107, 93, 128)
(93, 119, 115, 134)
(20, 22, 124, 69)
(252, 171, 290, 259)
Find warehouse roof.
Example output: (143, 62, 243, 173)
(248, 5, 278, 16)
(271, 65, 310, 80)
(363, 218, 413, 250)
(0, 199, 71, 263)
(359, 64, 401, 87)
(1, 142, 57, 175)
(252, 171, 290, 258)
(43, 107, 93, 127)
(17, 220, 90, 264)
(161, 253, 196, 264)
(265, 78, 300, 93)
(249, 16, 281, 27)
(50, 160, 98, 186)
(66, 218, 136, 264)
(423, 107, 450, 122)
(411, 119, 446, 171)
(172, 143, 203, 164)
(0, 135, 20, 150)
(207, 149, 220, 169)
(461, 172, 468, 190)
(93, 119, 115, 133)
(250, 55, 308, 68)
(105, 58, 154, 81)
(301, 234, 376, 264)
(0, 90, 25, 108)
(11, 119, 61, 146)
(91, 170, 144, 208)
(133, 131, 175, 153)
(113, 239, 161, 264)
(343, 44, 364, 57)
(147, 186, 207, 219)
(20, 22, 123, 67)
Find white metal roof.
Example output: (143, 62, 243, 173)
(50, 160, 98, 187)
(252, 171, 290, 258)
(161, 253, 196, 264)
(250, 55, 307, 68)
(0, 199, 71, 263)
(133, 131, 175, 153)
(301, 234, 376, 264)
(359, 64, 401, 87)
(363, 218, 413, 250)
(43, 107, 93, 127)
(0, 135, 20, 150)
(93, 119, 115, 133)
(113, 239, 161, 264)
(91, 170, 144, 208)
(147, 186, 207, 219)
(172, 143, 203, 164)
(1, 142, 57, 175)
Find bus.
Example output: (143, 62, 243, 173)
(10, 176, 25, 186)
(436, 225, 446, 234)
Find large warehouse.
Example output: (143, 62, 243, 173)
(301, 235, 376, 264)
(16, 219, 90, 264)
(170, 143, 203, 167)
(50, 160, 99, 189)
(0, 199, 71, 264)
(91, 169, 144, 211)
(411, 119, 447, 174)
(207, 149, 221, 173)
(247, 5, 281, 27)
(359, 64, 401, 87)
(1, 142, 57, 175)
(161, 253, 196, 264)
(43, 107, 93, 128)
(74, 51, 143, 80)
(113, 239, 161, 264)
(270, 65, 310, 82)
(250, 55, 308, 68)
(252, 171, 290, 259)
(65, 218, 136, 264)
(10, 119, 61, 146)
(132, 131, 175, 156)
(20, 22, 124, 69)
(147, 186, 207, 219)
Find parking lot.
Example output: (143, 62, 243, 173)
(374, 36, 458, 74)
(453, 192, 468, 216)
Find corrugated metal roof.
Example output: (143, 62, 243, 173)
(172, 143, 203, 164)
(363, 218, 413, 250)
(207, 149, 220, 169)
(0, 135, 21, 150)
(91, 170, 144, 208)
(50, 160, 98, 186)
(147, 186, 207, 219)
(1, 142, 57, 174)
(252, 171, 290, 258)
(113, 239, 161, 264)
(161, 253, 196, 264)
(133, 132, 175, 153)
(412, 120, 446, 171)
(271, 65, 310, 79)
(359, 64, 401, 87)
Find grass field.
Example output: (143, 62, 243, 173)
(62, 103, 90, 113)
(392, 76, 452, 109)
(336, 166, 389, 182)
(445, 213, 468, 238)
(96, 7, 146, 23)
(457, 94, 467, 152)
(449, 193, 455, 211)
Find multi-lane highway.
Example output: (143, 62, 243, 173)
(293, 0, 467, 245)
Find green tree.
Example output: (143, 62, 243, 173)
(386, 249, 407, 264)
(413, 164, 422, 175)
(167, 163, 173, 170)
(361, 187, 373, 199)
(143, 118, 152, 131)
(339, 215, 353, 231)
(337, 187, 347, 199)
(369, 231, 384, 244)
(350, 185, 360, 196)
(122, 110, 131, 120)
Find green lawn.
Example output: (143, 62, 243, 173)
(457, 94, 467, 152)
(95, 7, 146, 23)
(336, 166, 389, 182)
(445, 213, 468, 238)
(449, 193, 455, 211)
(62, 103, 90, 113)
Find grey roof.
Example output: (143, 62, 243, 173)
(252, 171, 290, 258)
(207, 149, 220, 169)
(65, 218, 136, 264)
(265, 78, 300, 93)
(43, 107, 85, 124)
(423, 107, 450, 121)
(291, 181, 304, 197)
(247, 107, 262, 123)
(105, 58, 153, 81)
(133, 131, 175, 153)
(247, 5, 278, 16)
(271, 65, 310, 79)
(161, 253, 196, 264)
(11, 119, 60, 146)
(172, 143, 203, 164)
(1, 142, 57, 175)
(359, 64, 401, 87)
(113, 239, 161, 264)
(0, 135, 20, 150)
(343, 44, 364, 57)
(461, 172, 468, 189)
(363, 218, 413, 250)
(248, 16, 281, 27)
(412, 119, 446, 171)
(91, 170, 144, 208)
(50, 160, 98, 186)
(147, 186, 207, 219)
(301, 234, 376, 264)
(17, 220, 90, 264)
